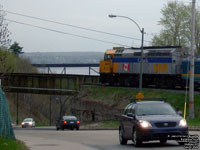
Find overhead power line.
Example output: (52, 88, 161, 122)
(5, 18, 131, 47)
(5, 10, 151, 43)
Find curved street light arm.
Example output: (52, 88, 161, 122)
(112, 15, 142, 33)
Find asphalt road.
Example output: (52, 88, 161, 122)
(14, 129, 199, 150)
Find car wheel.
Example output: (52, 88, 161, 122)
(71, 128, 74, 130)
(61, 127, 64, 131)
(119, 128, 127, 145)
(132, 130, 142, 147)
(76, 127, 79, 130)
(160, 139, 167, 144)
(56, 127, 59, 131)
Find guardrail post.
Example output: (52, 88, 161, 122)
(49, 95, 52, 126)
(64, 67, 66, 74)
(16, 93, 19, 125)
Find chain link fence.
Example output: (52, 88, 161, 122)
(0, 86, 15, 139)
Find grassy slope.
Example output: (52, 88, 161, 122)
(0, 138, 28, 150)
(79, 85, 200, 127)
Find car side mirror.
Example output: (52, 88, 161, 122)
(177, 111, 182, 116)
(127, 113, 135, 118)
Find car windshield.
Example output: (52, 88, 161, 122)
(63, 116, 77, 120)
(136, 103, 176, 116)
(23, 119, 32, 122)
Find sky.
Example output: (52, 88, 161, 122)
(0, 0, 193, 52)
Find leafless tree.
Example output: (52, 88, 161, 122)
(0, 5, 11, 48)
(56, 95, 74, 119)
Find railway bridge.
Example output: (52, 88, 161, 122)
(0, 73, 99, 95)
(0, 64, 100, 125)
(0, 72, 99, 125)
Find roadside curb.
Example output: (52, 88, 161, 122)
(80, 128, 118, 130)
(13, 126, 200, 131)
(189, 127, 200, 131)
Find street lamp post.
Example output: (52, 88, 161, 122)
(108, 14, 144, 92)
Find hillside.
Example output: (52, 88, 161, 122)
(78, 85, 200, 115)
(8, 85, 200, 127)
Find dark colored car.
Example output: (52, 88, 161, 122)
(56, 116, 80, 131)
(119, 101, 188, 146)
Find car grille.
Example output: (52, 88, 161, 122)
(154, 122, 177, 127)
(154, 133, 180, 138)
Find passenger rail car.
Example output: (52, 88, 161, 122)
(99, 46, 197, 88)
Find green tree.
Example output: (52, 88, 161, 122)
(0, 47, 37, 73)
(9, 42, 24, 56)
(0, 48, 18, 73)
(152, 1, 189, 47)
(194, 9, 200, 53)
(152, 1, 200, 53)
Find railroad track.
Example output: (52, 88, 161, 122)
(82, 82, 200, 94)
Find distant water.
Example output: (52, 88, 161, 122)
(37, 67, 99, 76)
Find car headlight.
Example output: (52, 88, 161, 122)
(21, 122, 24, 125)
(29, 122, 33, 125)
(179, 119, 187, 127)
(139, 120, 152, 128)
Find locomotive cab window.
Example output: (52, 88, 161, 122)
(104, 54, 112, 61)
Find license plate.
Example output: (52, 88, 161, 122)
(70, 121, 74, 124)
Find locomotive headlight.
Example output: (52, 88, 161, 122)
(179, 119, 187, 127)
(139, 120, 152, 128)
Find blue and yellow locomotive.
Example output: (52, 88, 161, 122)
(100, 46, 200, 88)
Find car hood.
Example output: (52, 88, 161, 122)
(136, 115, 183, 122)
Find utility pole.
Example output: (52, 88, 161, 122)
(139, 28, 144, 92)
(189, 0, 196, 119)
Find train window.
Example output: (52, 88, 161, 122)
(114, 54, 122, 57)
(104, 54, 111, 60)
(134, 52, 141, 56)
(162, 53, 171, 56)
(148, 53, 171, 56)
(116, 49, 124, 53)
